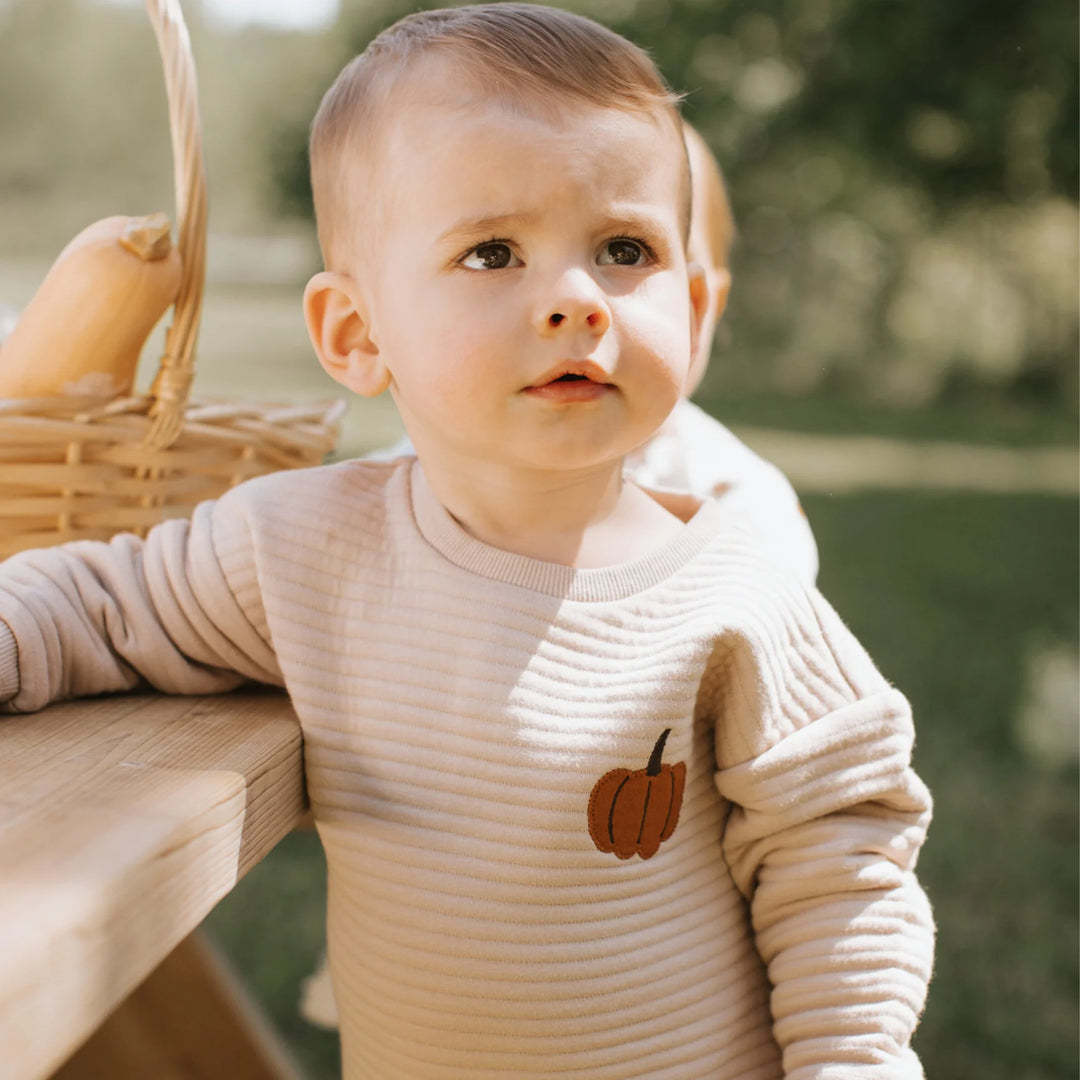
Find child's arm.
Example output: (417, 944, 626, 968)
(0, 495, 282, 713)
(713, 589, 934, 1079)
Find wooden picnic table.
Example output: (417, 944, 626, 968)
(0, 690, 310, 1080)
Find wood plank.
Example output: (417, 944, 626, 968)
(0, 691, 306, 1080)
(50, 930, 306, 1080)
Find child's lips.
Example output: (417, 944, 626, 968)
(523, 361, 615, 403)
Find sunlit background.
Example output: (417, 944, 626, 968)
(1, 1, 1076, 1078)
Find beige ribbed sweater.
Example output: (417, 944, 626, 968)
(0, 458, 933, 1080)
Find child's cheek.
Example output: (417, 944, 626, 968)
(624, 277, 695, 361)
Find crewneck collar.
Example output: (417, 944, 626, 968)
(407, 460, 723, 602)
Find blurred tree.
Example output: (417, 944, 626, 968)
(634, 0, 1077, 207)
(782, 0, 1077, 207)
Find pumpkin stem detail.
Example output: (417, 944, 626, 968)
(646, 728, 672, 776)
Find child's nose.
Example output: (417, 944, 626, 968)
(536, 270, 611, 336)
(547, 310, 606, 330)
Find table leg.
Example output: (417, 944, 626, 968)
(49, 929, 306, 1080)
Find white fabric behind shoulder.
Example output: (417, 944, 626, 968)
(627, 401, 819, 586)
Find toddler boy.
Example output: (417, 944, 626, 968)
(0, 5, 933, 1078)
(301, 114, 819, 1030)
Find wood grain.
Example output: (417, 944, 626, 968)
(0, 691, 306, 1080)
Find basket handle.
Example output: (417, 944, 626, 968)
(142, 0, 207, 451)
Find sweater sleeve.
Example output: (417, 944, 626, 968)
(0, 494, 282, 713)
(712, 588, 934, 1080)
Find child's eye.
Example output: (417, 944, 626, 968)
(597, 238, 652, 267)
(459, 241, 521, 271)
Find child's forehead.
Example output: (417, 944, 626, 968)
(375, 61, 683, 179)
(339, 54, 691, 264)
(390, 52, 673, 133)
(402, 96, 667, 151)
(382, 96, 682, 217)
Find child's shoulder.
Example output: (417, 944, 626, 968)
(224, 455, 408, 508)
(209, 455, 414, 550)
(689, 522, 893, 757)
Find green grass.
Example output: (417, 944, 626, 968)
(806, 492, 1079, 1080)
(205, 490, 1079, 1080)
(203, 829, 340, 1080)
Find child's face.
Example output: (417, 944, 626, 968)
(334, 70, 703, 478)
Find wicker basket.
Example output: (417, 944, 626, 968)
(0, 0, 343, 559)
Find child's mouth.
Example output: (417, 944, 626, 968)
(525, 366, 613, 403)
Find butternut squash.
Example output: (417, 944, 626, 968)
(0, 213, 182, 399)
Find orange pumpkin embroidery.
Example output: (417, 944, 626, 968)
(588, 728, 686, 860)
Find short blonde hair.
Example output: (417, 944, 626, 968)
(310, 3, 687, 270)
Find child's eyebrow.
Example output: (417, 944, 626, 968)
(437, 207, 676, 247)
(438, 213, 534, 245)
(596, 210, 671, 238)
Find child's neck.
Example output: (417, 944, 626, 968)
(419, 457, 685, 569)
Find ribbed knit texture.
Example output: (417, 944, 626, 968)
(0, 619, 17, 702)
(0, 458, 933, 1079)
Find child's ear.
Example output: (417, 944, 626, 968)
(687, 262, 710, 360)
(303, 271, 390, 397)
